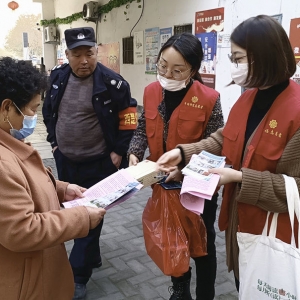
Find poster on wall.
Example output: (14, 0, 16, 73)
(289, 18, 300, 84)
(217, 32, 230, 48)
(133, 31, 144, 64)
(197, 33, 217, 88)
(195, 8, 224, 89)
(145, 27, 160, 74)
(97, 42, 120, 74)
(195, 7, 224, 34)
(160, 27, 172, 49)
(57, 38, 68, 65)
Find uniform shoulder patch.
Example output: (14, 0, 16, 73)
(103, 74, 125, 90)
(51, 63, 68, 71)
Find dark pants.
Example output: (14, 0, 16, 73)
(171, 193, 218, 300)
(235, 277, 240, 292)
(192, 193, 218, 300)
(54, 148, 123, 284)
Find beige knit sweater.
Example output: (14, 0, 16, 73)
(178, 127, 300, 279)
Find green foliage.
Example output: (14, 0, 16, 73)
(40, 0, 140, 26)
(40, 12, 82, 26)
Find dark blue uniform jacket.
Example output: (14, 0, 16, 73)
(42, 62, 137, 157)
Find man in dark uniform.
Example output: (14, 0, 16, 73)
(43, 27, 137, 299)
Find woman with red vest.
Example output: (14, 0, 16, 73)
(128, 33, 224, 300)
(157, 15, 300, 292)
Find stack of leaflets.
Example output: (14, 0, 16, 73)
(62, 168, 143, 210)
(180, 150, 226, 215)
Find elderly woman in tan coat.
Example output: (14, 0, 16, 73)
(0, 57, 106, 300)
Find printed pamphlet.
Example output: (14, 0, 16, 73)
(180, 151, 226, 215)
(181, 150, 226, 180)
(62, 168, 143, 210)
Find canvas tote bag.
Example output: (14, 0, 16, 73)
(237, 175, 300, 300)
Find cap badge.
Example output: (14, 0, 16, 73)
(77, 33, 85, 40)
(111, 80, 117, 85)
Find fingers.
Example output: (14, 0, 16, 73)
(156, 154, 168, 165)
(114, 161, 121, 169)
(129, 154, 139, 166)
(75, 189, 84, 198)
(85, 207, 106, 229)
(156, 164, 177, 173)
(207, 168, 222, 174)
(110, 152, 122, 169)
(96, 208, 106, 224)
(99, 208, 106, 216)
(164, 174, 175, 183)
(157, 149, 182, 165)
(74, 185, 86, 198)
(52, 146, 58, 153)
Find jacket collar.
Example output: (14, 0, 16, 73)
(61, 63, 107, 96)
(92, 63, 108, 95)
(0, 129, 35, 161)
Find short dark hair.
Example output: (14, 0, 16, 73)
(157, 33, 204, 83)
(231, 15, 296, 88)
(0, 57, 48, 112)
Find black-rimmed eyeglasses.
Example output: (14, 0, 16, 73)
(156, 63, 191, 80)
(228, 54, 247, 68)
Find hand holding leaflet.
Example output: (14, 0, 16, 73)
(180, 151, 226, 214)
(181, 151, 226, 180)
(62, 169, 143, 210)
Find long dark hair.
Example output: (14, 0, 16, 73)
(231, 15, 296, 88)
(157, 33, 204, 83)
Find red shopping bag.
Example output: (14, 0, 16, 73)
(177, 203, 207, 258)
(142, 184, 207, 277)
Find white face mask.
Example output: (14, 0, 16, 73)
(230, 63, 248, 86)
(157, 74, 188, 91)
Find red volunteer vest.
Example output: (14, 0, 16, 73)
(144, 81, 219, 162)
(220, 80, 300, 244)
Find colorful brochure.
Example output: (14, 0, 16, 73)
(180, 151, 226, 215)
(62, 168, 143, 210)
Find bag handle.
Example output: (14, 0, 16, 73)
(262, 211, 277, 237)
(283, 175, 296, 247)
(283, 175, 300, 248)
(262, 175, 300, 249)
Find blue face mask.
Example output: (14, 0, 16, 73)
(8, 103, 37, 140)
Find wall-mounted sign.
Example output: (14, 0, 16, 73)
(97, 42, 120, 74)
(133, 31, 144, 64)
(160, 27, 172, 48)
(145, 27, 159, 74)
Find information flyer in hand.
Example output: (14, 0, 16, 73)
(180, 151, 226, 215)
(62, 169, 143, 210)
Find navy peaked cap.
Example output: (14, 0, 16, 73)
(64, 27, 96, 49)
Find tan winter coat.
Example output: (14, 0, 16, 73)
(0, 129, 90, 300)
